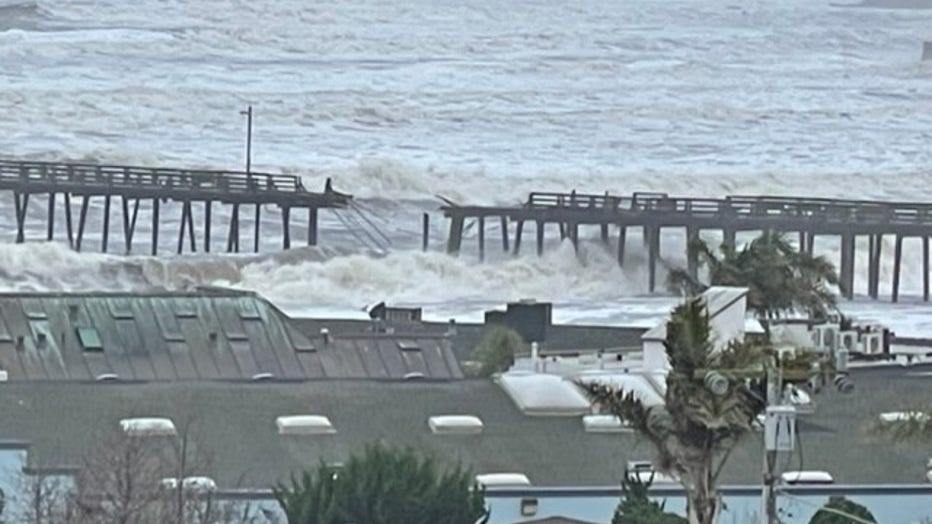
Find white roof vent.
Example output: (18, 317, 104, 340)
(276, 415, 336, 435)
(781, 471, 834, 485)
(879, 411, 930, 423)
(582, 414, 631, 433)
(475, 473, 531, 487)
(120, 417, 177, 437)
(252, 373, 275, 381)
(96, 373, 120, 382)
(497, 372, 591, 416)
(160, 476, 217, 492)
(0, 370, 8, 382)
(428, 415, 484, 435)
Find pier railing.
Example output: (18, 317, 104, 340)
(520, 191, 932, 225)
(0, 160, 350, 205)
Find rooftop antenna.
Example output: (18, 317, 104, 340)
(240, 105, 253, 184)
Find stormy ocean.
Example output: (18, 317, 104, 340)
(2, 0, 932, 332)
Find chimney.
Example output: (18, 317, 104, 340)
(320, 328, 331, 346)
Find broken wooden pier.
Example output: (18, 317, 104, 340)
(0, 159, 351, 255)
(442, 191, 932, 303)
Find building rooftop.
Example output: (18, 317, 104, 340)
(0, 290, 462, 381)
(2, 365, 929, 490)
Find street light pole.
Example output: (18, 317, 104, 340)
(240, 105, 253, 182)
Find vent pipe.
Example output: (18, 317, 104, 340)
(320, 328, 331, 346)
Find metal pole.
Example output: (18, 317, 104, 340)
(240, 105, 253, 182)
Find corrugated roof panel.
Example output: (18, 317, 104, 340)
(229, 341, 259, 378)
(192, 298, 240, 379)
(0, 341, 21, 378)
(178, 317, 221, 380)
(127, 299, 177, 381)
(354, 341, 389, 379)
(165, 342, 198, 380)
(257, 307, 305, 379)
(83, 352, 115, 380)
(374, 339, 408, 379)
(319, 340, 368, 378)
(112, 319, 156, 381)
(29, 320, 66, 380)
(241, 319, 282, 377)
(419, 341, 453, 379)
(0, 309, 12, 343)
(83, 300, 135, 380)
(294, 349, 325, 378)
(42, 299, 92, 381)
(216, 303, 248, 341)
(152, 299, 185, 342)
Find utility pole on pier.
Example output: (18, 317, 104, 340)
(240, 105, 253, 183)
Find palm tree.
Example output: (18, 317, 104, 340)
(580, 299, 767, 524)
(667, 231, 839, 321)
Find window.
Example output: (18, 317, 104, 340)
(76, 327, 103, 351)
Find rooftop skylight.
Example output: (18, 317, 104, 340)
(475, 473, 531, 487)
(276, 415, 336, 435)
(120, 417, 177, 437)
(428, 415, 484, 435)
(497, 372, 591, 417)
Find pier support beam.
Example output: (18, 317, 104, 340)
(227, 204, 240, 253)
(501, 216, 509, 252)
(478, 216, 486, 262)
(647, 225, 660, 293)
(536, 220, 545, 256)
(76, 195, 89, 252)
(307, 207, 318, 247)
(282, 206, 291, 250)
(204, 201, 212, 253)
(617, 225, 626, 267)
(101, 195, 111, 253)
(46, 193, 55, 241)
(122, 197, 139, 254)
(687, 226, 700, 282)
(569, 222, 579, 253)
(447, 216, 464, 254)
(723, 227, 736, 250)
(868, 234, 881, 300)
(64, 193, 73, 248)
(150, 198, 160, 255)
(892, 234, 903, 303)
(601, 223, 609, 244)
(14, 192, 29, 244)
(422, 213, 429, 252)
(513, 220, 524, 255)
(840, 233, 855, 299)
(253, 204, 261, 253)
(925, 236, 930, 302)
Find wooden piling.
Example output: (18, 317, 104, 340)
(805, 233, 815, 256)
(513, 220, 524, 255)
(151, 197, 160, 256)
(447, 215, 464, 254)
(536, 220, 545, 256)
(227, 203, 240, 253)
(422, 213, 429, 252)
(687, 226, 699, 281)
(869, 234, 881, 299)
(840, 233, 855, 299)
(102, 195, 111, 253)
(925, 236, 930, 302)
(14, 192, 29, 244)
(122, 197, 139, 254)
(64, 193, 73, 248)
(76, 195, 89, 251)
(307, 207, 318, 246)
(478, 216, 486, 262)
(46, 193, 54, 241)
(282, 206, 291, 250)
(601, 223, 609, 244)
(647, 225, 660, 292)
(723, 227, 736, 250)
(204, 200, 212, 253)
(253, 204, 261, 253)
(569, 222, 579, 253)
(501, 216, 509, 252)
(617, 224, 626, 267)
(892, 234, 903, 303)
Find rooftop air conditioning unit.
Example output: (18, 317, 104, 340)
(861, 332, 882, 355)
(836, 331, 858, 352)
(781, 471, 834, 485)
(160, 477, 217, 493)
(811, 324, 839, 352)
